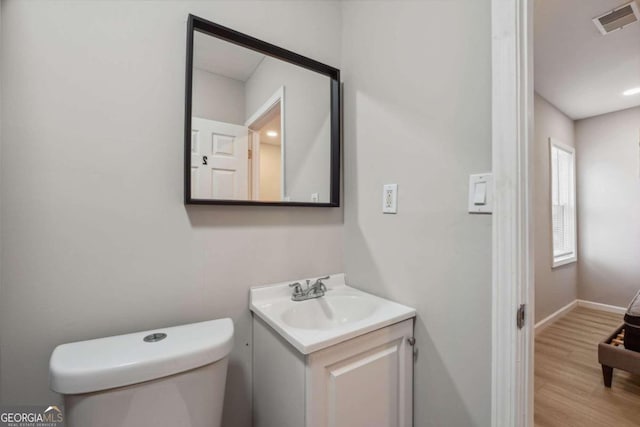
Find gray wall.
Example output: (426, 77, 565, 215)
(533, 93, 578, 322)
(576, 106, 640, 307)
(192, 68, 246, 125)
(341, 1, 493, 426)
(0, 2, 343, 427)
(245, 57, 331, 203)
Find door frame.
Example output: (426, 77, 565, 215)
(248, 129, 259, 200)
(245, 86, 286, 201)
(491, 0, 534, 426)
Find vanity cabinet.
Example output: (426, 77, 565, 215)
(252, 318, 414, 427)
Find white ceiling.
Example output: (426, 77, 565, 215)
(194, 31, 264, 82)
(259, 111, 282, 146)
(248, 102, 281, 146)
(534, 0, 640, 119)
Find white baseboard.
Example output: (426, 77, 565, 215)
(577, 299, 626, 315)
(535, 299, 628, 334)
(535, 300, 578, 335)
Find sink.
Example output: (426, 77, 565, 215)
(250, 274, 416, 354)
(281, 295, 379, 330)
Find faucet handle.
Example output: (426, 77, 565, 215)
(314, 276, 330, 288)
(289, 282, 303, 294)
(309, 276, 329, 293)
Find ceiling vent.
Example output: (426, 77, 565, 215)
(593, 1, 640, 35)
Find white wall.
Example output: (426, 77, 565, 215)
(341, 2, 492, 426)
(576, 106, 640, 307)
(192, 68, 246, 125)
(533, 93, 578, 322)
(0, 2, 343, 426)
(259, 143, 281, 201)
(245, 57, 331, 203)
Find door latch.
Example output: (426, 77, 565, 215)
(517, 304, 526, 329)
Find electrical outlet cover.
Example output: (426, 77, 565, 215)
(382, 184, 398, 214)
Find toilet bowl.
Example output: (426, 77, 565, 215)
(49, 318, 233, 427)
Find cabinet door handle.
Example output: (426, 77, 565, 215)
(407, 337, 416, 346)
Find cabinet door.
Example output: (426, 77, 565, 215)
(306, 319, 414, 427)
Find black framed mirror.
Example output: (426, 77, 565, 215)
(184, 14, 340, 207)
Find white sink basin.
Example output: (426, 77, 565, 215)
(250, 274, 416, 354)
(281, 295, 379, 330)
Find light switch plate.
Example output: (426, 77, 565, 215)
(383, 184, 398, 214)
(468, 173, 493, 214)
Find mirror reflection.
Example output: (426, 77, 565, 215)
(189, 28, 335, 204)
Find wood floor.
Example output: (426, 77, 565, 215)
(535, 306, 640, 427)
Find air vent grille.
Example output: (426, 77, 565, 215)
(593, 1, 640, 35)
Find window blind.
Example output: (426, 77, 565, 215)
(550, 140, 576, 266)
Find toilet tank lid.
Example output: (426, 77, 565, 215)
(49, 318, 233, 395)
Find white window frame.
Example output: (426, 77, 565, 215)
(549, 138, 577, 268)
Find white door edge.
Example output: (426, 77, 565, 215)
(491, 0, 534, 426)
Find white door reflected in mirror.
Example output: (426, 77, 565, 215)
(191, 118, 248, 200)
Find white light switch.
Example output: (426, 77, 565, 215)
(473, 182, 487, 205)
(382, 184, 398, 214)
(468, 173, 492, 214)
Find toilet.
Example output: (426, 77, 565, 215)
(49, 318, 233, 427)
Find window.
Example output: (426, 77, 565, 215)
(550, 138, 577, 267)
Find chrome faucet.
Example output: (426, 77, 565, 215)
(289, 276, 330, 301)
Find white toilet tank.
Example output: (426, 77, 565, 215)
(49, 318, 233, 427)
